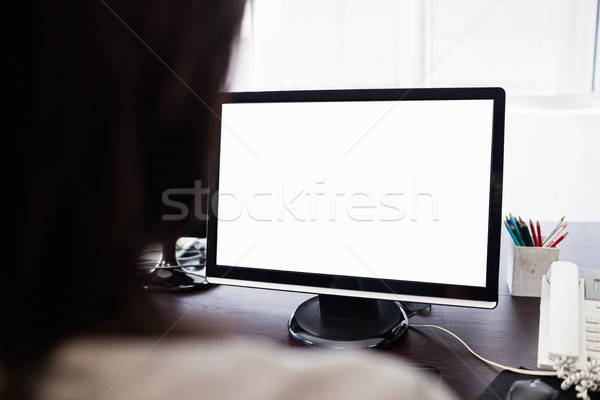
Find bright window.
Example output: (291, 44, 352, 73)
(226, 0, 600, 97)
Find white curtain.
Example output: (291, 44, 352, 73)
(226, 0, 598, 96)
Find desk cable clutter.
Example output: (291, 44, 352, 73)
(409, 324, 599, 400)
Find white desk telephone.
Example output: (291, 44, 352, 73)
(538, 261, 600, 371)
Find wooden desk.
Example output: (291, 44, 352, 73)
(149, 222, 600, 400)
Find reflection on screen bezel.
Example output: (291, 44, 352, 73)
(206, 87, 505, 309)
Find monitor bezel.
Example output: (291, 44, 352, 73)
(206, 87, 505, 309)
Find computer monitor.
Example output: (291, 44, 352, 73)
(206, 87, 505, 349)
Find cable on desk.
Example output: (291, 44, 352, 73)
(411, 325, 600, 400)
(410, 324, 556, 376)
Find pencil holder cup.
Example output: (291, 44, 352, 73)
(506, 245, 559, 297)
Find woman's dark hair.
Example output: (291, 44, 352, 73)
(5, 0, 246, 396)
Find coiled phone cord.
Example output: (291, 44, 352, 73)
(554, 357, 599, 400)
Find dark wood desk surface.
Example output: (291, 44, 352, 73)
(149, 222, 600, 400)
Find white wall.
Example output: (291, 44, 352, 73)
(502, 97, 600, 222)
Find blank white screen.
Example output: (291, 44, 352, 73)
(216, 99, 494, 287)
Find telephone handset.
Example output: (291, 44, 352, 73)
(537, 261, 600, 371)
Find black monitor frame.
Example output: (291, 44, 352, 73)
(206, 87, 505, 309)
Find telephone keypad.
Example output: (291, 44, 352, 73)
(586, 316, 600, 324)
(586, 334, 600, 342)
(586, 343, 600, 352)
(584, 295, 600, 362)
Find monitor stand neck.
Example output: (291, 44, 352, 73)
(288, 294, 408, 349)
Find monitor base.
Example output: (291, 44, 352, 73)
(288, 295, 408, 349)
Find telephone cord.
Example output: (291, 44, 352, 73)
(554, 356, 599, 400)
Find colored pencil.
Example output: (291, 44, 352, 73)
(519, 221, 535, 246)
(508, 213, 519, 230)
(507, 215, 524, 245)
(505, 221, 521, 246)
(549, 231, 568, 248)
(529, 219, 539, 247)
(543, 222, 567, 247)
(512, 224, 525, 246)
(506, 219, 525, 246)
(542, 216, 565, 246)
(517, 216, 533, 246)
(506, 213, 569, 248)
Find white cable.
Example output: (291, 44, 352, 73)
(412, 325, 600, 399)
(411, 324, 557, 376)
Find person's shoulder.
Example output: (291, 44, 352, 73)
(37, 336, 460, 400)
